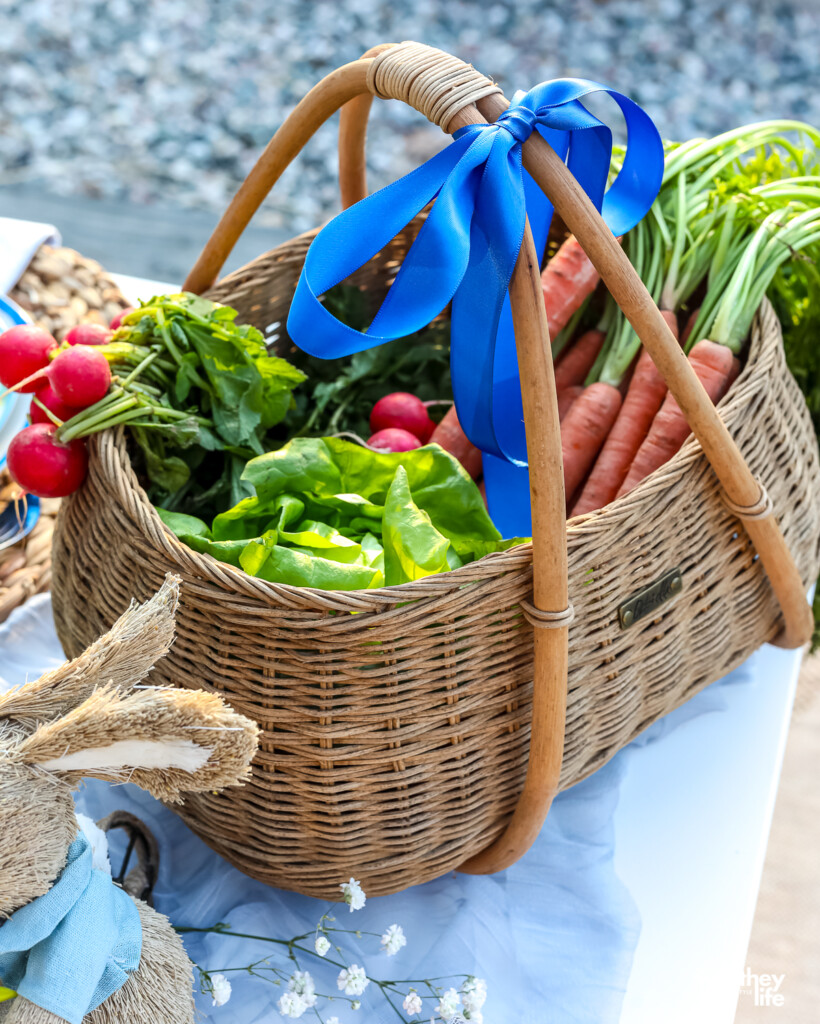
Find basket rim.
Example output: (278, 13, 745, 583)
(92, 298, 781, 608)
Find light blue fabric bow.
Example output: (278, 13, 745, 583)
(287, 79, 663, 534)
(0, 834, 142, 1024)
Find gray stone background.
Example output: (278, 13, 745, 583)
(1, 0, 818, 280)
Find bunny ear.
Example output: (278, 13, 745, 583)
(17, 683, 259, 803)
(0, 575, 180, 725)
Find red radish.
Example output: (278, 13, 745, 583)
(370, 392, 435, 442)
(368, 427, 423, 452)
(6, 423, 88, 498)
(29, 384, 79, 425)
(109, 306, 135, 330)
(0, 325, 56, 392)
(64, 323, 112, 346)
(428, 405, 483, 479)
(49, 345, 111, 408)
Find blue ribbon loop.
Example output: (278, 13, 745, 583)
(287, 79, 663, 531)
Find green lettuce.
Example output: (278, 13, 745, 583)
(158, 437, 517, 590)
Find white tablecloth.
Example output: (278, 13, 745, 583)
(0, 594, 798, 1023)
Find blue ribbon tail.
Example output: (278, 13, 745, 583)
(482, 154, 555, 536)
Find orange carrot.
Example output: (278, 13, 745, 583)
(558, 384, 583, 422)
(681, 307, 700, 346)
(554, 329, 606, 392)
(429, 405, 483, 480)
(542, 236, 601, 335)
(561, 382, 622, 508)
(571, 311, 679, 516)
(616, 339, 734, 498)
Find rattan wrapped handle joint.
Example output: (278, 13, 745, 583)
(365, 41, 503, 132)
(519, 600, 575, 629)
(721, 479, 774, 522)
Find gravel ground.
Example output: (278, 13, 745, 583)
(2, 0, 819, 235)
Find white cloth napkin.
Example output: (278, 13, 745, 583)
(0, 593, 743, 1024)
(0, 216, 61, 294)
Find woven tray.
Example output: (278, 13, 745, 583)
(0, 243, 129, 621)
(0, 472, 58, 623)
(10, 244, 129, 341)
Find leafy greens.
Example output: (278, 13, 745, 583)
(281, 284, 453, 439)
(58, 293, 307, 520)
(158, 437, 517, 590)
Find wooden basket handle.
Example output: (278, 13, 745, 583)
(183, 42, 813, 877)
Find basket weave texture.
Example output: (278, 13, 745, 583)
(10, 244, 130, 341)
(51, 223, 820, 898)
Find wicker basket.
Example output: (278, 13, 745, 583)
(51, 43, 820, 898)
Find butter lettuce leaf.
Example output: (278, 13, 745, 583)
(159, 437, 513, 591)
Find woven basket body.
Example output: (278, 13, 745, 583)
(51, 219, 820, 897)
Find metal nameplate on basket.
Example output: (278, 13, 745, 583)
(618, 568, 683, 629)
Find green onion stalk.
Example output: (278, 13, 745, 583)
(692, 183, 820, 351)
(588, 120, 820, 388)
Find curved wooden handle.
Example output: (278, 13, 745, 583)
(182, 43, 812, 880)
(183, 59, 373, 294)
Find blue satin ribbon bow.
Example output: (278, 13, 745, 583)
(288, 79, 664, 535)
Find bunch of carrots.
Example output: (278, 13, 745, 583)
(433, 120, 820, 519)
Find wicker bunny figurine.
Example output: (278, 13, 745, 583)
(0, 576, 259, 1024)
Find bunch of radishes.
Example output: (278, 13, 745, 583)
(366, 391, 484, 481)
(367, 393, 437, 451)
(0, 316, 129, 498)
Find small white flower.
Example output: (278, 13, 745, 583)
(436, 987, 461, 1018)
(380, 923, 407, 956)
(209, 973, 232, 1007)
(288, 970, 317, 1008)
(340, 878, 366, 912)
(337, 963, 369, 997)
(351, 1001, 361, 1010)
(460, 976, 487, 1013)
(326, 1018, 342, 1024)
(314, 934, 331, 956)
(464, 1012, 483, 1023)
(403, 989, 423, 1015)
(277, 990, 306, 1018)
